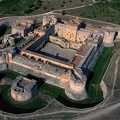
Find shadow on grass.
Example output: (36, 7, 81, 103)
(86, 71, 94, 92)
(0, 73, 5, 80)
(0, 98, 38, 114)
(0, 24, 7, 37)
(56, 95, 103, 108)
(0, 74, 46, 114)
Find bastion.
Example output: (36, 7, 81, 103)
(11, 76, 37, 102)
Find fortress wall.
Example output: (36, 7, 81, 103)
(10, 55, 70, 81)
(45, 25, 54, 40)
(81, 47, 96, 70)
(43, 17, 50, 26)
(49, 35, 82, 50)
(12, 55, 43, 68)
(69, 42, 82, 50)
(21, 50, 73, 69)
(9, 62, 69, 83)
(15, 19, 36, 25)
(9, 63, 42, 78)
(12, 27, 27, 37)
(116, 31, 120, 39)
(9, 62, 87, 101)
(34, 29, 45, 37)
(11, 88, 32, 101)
(27, 35, 46, 51)
(31, 83, 38, 95)
(77, 45, 94, 68)
(64, 25, 78, 42)
(55, 23, 66, 37)
(49, 35, 69, 48)
(0, 53, 7, 70)
(69, 79, 85, 93)
(9, 39, 15, 46)
(4, 36, 20, 46)
(103, 31, 115, 47)
(76, 30, 91, 43)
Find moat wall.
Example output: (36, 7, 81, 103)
(9, 63, 42, 79)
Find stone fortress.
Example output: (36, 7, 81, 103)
(11, 76, 37, 102)
(0, 15, 120, 101)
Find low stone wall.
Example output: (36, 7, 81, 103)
(49, 35, 69, 48)
(49, 35, 82, 50)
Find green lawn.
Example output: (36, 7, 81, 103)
(88, 47, 113, 103)
(0, 70, 22, 79)
(88, 42, 120, 103)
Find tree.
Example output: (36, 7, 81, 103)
(60, 4, 64, 7)
(28, 3, 34, 8)
(36, 0, 43, 6)
(62, 10, 66, 15)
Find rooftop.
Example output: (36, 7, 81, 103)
(12, 76, 37, 92)
(77, 44, 91, 56)
(18, 78, 30, 88)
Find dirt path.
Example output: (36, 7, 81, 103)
(74, 102, 120, 120)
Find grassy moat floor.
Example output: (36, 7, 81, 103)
(0, 42, 120, 113)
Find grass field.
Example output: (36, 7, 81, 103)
(88, 42, 120, 103)
(57, 2, 120, 24)
(0, 0, 92, 17)
(0, 70, 22, 79)
(88, 47, 113, 103)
